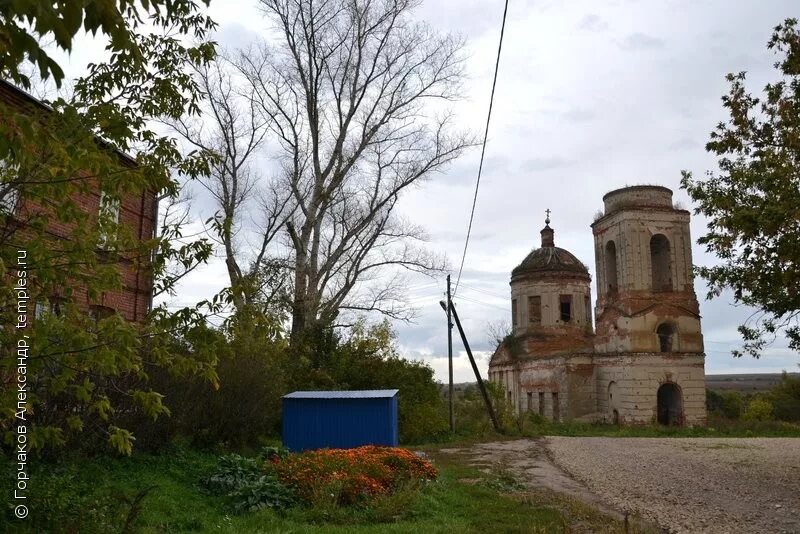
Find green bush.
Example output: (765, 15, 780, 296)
(767, 373, 800, 422)
(742, 398, 774, 421)
(706, 389, 744, 419)
(130, 312, 289, 450)
(202, 453, 295, 512)
(450, 381, 515, 437)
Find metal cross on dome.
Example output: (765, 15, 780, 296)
(545, 208, 551, 225)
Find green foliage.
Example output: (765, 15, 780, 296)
(0, 1, 220, 454)
(130, 311, 286, 450)
(681, 18, 800, 358)
(0, 1, 216, 89)
(484, 463, 525, 493)
(2, 446, 579, 533)
(706, 389, 745, 419)
(766, 372, 800, 421)
(743, 398, 774, 422)
(202, 454, 296, 513)
(451, 382, 510, 438)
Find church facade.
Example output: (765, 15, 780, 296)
(488, 185, 706, 426)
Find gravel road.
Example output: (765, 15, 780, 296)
(545, 437, 800, 534)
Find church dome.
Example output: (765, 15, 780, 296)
(511, 218, 589, 281)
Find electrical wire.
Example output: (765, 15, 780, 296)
(457, 282, 508, 300)
(453, 0, 511, 297)
(454, 294, 509, 312)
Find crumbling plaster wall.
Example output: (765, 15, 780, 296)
(595, 353, 706, 426)
(510, 277, 592, 336)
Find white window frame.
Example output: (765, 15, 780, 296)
(98, 190, 121, 249)
(0, 159, 20, 215)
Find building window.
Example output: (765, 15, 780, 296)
(0, 187, 19, 214)
(511, 298, 518, 328)
(0, 160, 20, 215)
(657, 323, 677, 352)
(527, 391, 533, 411)
(35, 298, 63, 319)
(538, 392, 545, 416)
(559, 294, 572, 322)
(552, 392, 560, 421)
(528, 295, 541, 325)
(98, 191, 121, 249)
(89, 305, 116, 321)
(650, 234, 672, 291)
(605, 240, 618, 292)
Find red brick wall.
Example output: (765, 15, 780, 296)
(1, 81, 156, 323)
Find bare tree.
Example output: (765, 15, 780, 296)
(165, 58, 294, 311)
(167, 0, 473, 339)
(243, 0, 474, 340)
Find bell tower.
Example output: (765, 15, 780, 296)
(591, 186, 704, 355)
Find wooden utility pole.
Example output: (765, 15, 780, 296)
(449, 301, 501, 432)
(446, 274, 455, 432)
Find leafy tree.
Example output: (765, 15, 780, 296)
(682, 18, 800, 358)
(766, 372, 800, 422)
(0, 1, 222, 454)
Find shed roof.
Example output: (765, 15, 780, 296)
(283, 390, 399, 399)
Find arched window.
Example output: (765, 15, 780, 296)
(656, 323, 677, 352)
(605, 240, 618, 292)
(650, 234, 672, 290)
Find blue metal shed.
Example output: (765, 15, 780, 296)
(282, 390, 399, 452)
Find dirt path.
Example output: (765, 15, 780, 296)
(438, 437, 800, 534)
(547, 437, 800, 534)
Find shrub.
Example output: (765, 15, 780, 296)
(269, 446, 437, 506)
(743, 398, 774, 422)
(767, 373, 800, 422)
(133, 313, 289, 450)
(706, 389, 744, 419)
(202, 453, 295, 512)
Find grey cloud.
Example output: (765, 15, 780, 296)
(620, 32, 665, 50)
(578, 14, 608, 32)
(668, 138, 701, 151)
(521, 156, 573, 172)
(562, 108, 596, 123)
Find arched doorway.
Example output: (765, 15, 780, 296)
(657, 382, 682, 426)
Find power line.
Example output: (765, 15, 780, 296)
(458, 282, 507, 300)
(454, 294, 509, 312)
(453, 0, 510, 297)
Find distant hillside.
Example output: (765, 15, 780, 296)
(705, 373, 799, 393)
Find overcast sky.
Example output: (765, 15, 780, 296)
(56, 0, 800, 382)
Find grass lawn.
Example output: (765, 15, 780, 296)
(2, 444, 621, 533)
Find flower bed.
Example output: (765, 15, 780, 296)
(267, 446, 437, 505)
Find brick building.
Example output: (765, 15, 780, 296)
(0, 80, 157, 322)
(489, 185, 706, 426)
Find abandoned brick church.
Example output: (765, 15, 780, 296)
(488, 185, 706, 426)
